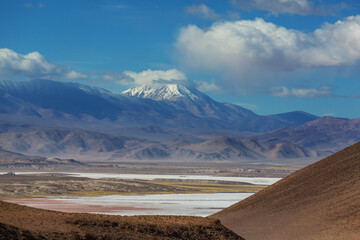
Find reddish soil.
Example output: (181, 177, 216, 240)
(212, 141, 360, 240)
(0, 200, 243, 240)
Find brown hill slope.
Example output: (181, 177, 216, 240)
(211, 141, 360, 240)
(0, 200, 242, 240)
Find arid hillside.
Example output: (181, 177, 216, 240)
(212, 141, 360, 240)
(0, 200, 242, 240)
(254, 116, 360, 154)
(0, 129, 314, 161)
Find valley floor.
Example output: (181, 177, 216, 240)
(0, 160, 305, 178)
(0, 173, 267, 199)
(0, 162, 285, 239)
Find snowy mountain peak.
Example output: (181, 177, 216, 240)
(121, 82, 257, 120)
(122, 83, 205, 102)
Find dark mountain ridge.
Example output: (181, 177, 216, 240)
(0, 79, 318, 132)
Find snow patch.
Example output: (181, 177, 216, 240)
(122, 83, 200, 101)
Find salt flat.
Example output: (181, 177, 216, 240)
(9, 192, 254, 217)
(2, 172, 279, 216)
(0, 172, 281, 185)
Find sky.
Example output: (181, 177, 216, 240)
(1, 0, 360, 118)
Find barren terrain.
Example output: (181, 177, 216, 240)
(0, 160, 300, 178)
(0, 200, 243, 239)
(212, 141, 360, 239)
(0, 174, 266, 199)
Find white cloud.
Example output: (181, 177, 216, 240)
(176, 16, 360, 77)
(272, 86, 332, 98)
(65, 70, 88, 79)
(196, 80, 222, 93)
(103, 69, 224, 94)
(230, 0, 344, 15)
(123, 69, 187, 86)
(0, 48, 62, 78)
(0, 48, 87, 80)
(102, 69, 229, 93)
(101, 69, 188, 86)
(184, 4, 220, 20)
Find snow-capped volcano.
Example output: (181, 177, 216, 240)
(122, 83, 207, 102)
(0, 79, 319, 133)
(122, 82, 256, 120)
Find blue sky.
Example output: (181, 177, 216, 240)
(1, 0, 360, 118)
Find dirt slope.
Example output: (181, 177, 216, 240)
(0, 200, 242, 240)
(212, 141, 360, 240)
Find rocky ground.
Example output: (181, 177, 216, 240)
(0, 200, 243, 240)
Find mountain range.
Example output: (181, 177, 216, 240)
(0, 79, 359, 162)
(0, 79, 317, 132)
(253, 116, 360, 154)
(0, 148, 83, 169)
(0, 129, 314, 162)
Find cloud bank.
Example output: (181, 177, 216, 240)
(176, 16, 360, 77)
(272, 86, 332, 98)
(0, 49, 187, 89)
(196, 80, 222, 93)
(0, 48, 87, 80)
(102, 69, 188, 86)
